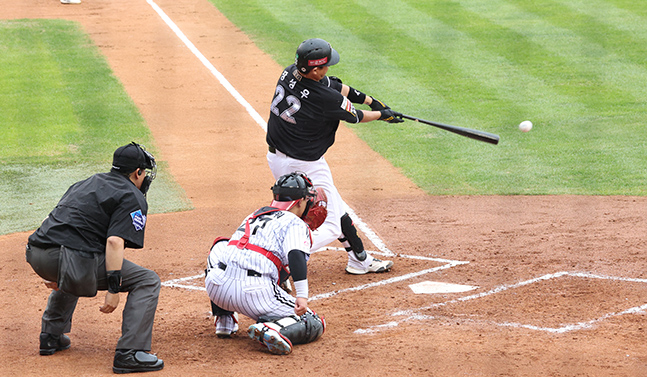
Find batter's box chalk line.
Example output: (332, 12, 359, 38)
(161, 254, 468, 299)
(355, 271, 647, 335)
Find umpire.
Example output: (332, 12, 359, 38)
(25, 142, 164, 374)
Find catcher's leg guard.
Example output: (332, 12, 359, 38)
(274, 313, 325, 345)
(338, 213, 366, 261)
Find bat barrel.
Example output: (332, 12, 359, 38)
(400, 114, 499, 145)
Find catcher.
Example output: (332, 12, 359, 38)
(204, 172, 327, 355)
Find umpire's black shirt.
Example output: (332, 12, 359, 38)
(28, 172, 148, 253)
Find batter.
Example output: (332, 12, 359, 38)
(266, 38, 403, 274)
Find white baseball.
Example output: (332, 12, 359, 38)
(519, 120, 532, 132)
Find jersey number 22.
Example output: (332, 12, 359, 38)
(270, 85, 301, 124)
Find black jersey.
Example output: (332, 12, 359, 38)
(28, 172, 148, 252)
(266, 64, 361, 161)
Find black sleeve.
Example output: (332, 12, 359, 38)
(107, 190, 148, 249)
(288, 249, 308, 281)
(324, 76, 343, 92)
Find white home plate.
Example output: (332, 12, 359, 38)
(409, 281, 478, 294)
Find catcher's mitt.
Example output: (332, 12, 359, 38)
(303, 187, 327, 231)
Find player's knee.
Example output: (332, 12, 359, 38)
(142, 269, 161, 293)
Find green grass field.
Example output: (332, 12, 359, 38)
(0, 19, 191, 235)
(209, 0, 647, 195)
(2, 1, 646, 234)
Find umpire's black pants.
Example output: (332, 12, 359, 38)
(26, 244, 161, 351)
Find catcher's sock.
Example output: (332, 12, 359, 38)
(215, 313, 239, 338)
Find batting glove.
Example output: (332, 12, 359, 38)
(379, 109, 404, 123)
(369, 96, 389, 111)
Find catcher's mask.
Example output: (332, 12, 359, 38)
(295, 38, 340, 74)
(270, 172, 316, 218)
(111, 142, 157, 196)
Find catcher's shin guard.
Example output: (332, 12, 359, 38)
(271, 313, 325, 345)
(339, 213, 366, 261)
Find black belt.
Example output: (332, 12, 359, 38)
(268, 145, 276, 154)
(218, 262, 261, 277)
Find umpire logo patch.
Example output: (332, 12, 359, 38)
(130, 210, 147, 231)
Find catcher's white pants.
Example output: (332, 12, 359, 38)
(267, 150, 345, 252)
(205, 256, 296, 320)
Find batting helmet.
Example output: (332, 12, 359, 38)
(270, 172, 316, 212)
(295, 38, 340, 74)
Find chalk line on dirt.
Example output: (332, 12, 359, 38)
(356, 271, 647, 334)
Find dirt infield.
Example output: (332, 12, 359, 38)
(2, 1, 647, 376)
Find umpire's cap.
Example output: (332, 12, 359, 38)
(111, 142, 156, 174)
(295, 38, 340, 73)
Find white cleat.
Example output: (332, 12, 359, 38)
(60, 0, 82, 4)
(345, 257, 394, 275)
(247, 323, 292, 355)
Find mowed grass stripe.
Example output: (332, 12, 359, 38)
(0, 20, 192, 235)
(439, 0, 647, 192)
(456, 0, 647, 108)
(560, 0, 647, 46)
(0, 20, 80, 159)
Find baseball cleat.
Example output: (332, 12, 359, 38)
(247, 323, 293, 355)
(39, 333, 71, 356)
(345, 258, 393, 275)
(113, 350, 164, 374)
(215, 312, 239, 338)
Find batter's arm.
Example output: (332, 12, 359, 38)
(340, 84, 388, 107)
(340, 84, 371, 106)
(357, 108, 404, 123)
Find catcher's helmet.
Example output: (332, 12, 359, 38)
(295, 38, 340, 74)
(271, 172, 316, 211)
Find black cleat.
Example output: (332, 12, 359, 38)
(39, 332, 71, 356)
(113, 349, 164, 374)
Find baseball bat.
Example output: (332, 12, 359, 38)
(400, 114, 500, 145)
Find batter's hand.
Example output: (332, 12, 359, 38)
(294, 297, 308, 316)
(100, 292, 120, 313)
(379, 109, 404, 123)
(369, 96, 389, 111)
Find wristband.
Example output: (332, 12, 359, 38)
(107, 270, 122, 294)
(293, 279, 309, 299)
(346, 86, 367, 104)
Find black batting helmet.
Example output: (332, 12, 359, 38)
(271, 172, 316, 211)
(295, 38, 340, 74)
